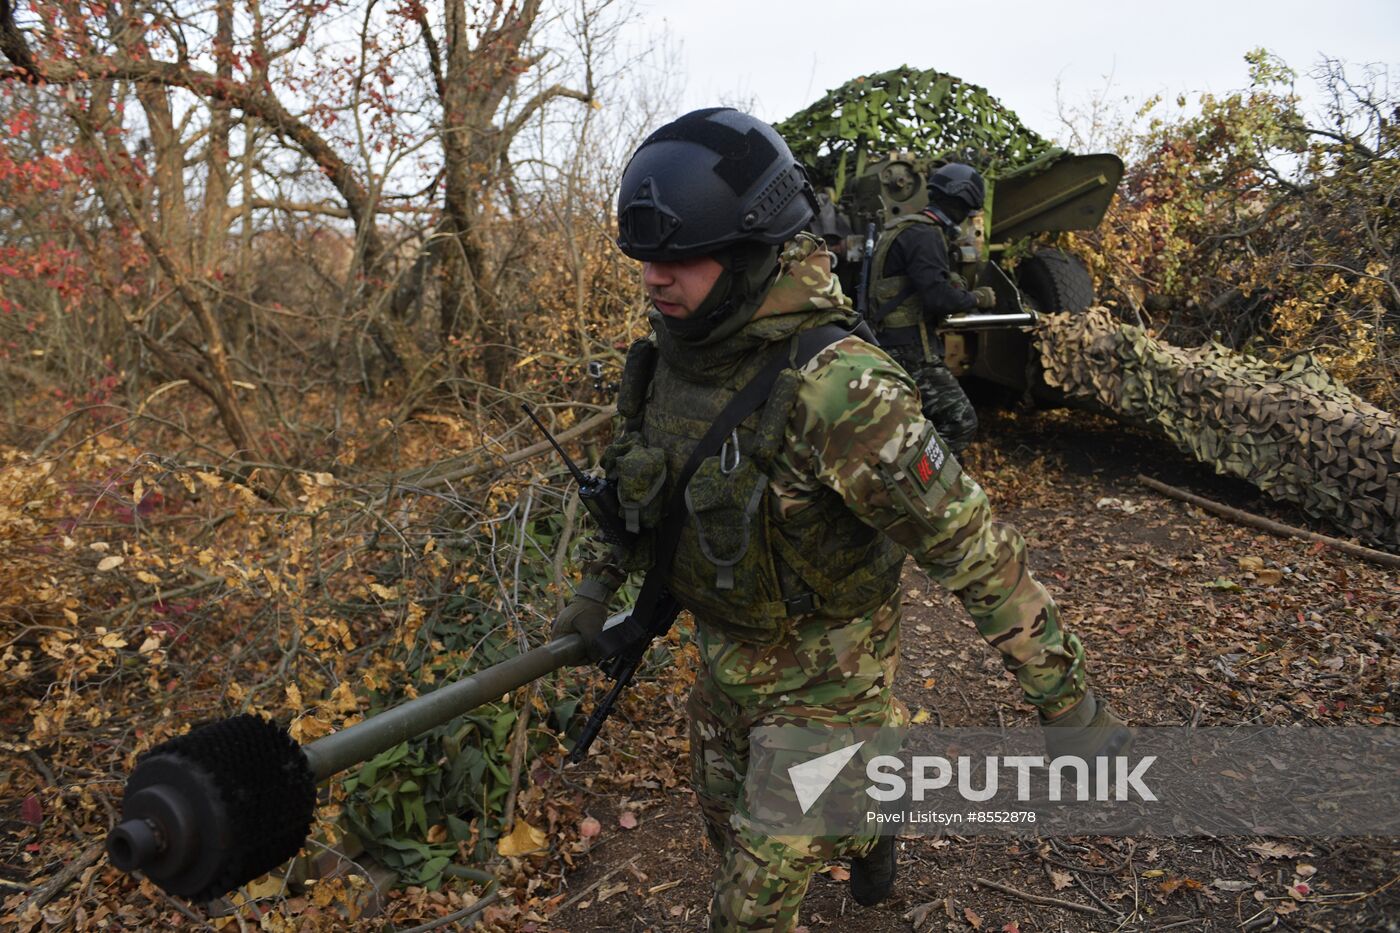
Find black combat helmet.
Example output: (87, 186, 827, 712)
(616, 108, 817, 261)
(926, 163, 986, 220)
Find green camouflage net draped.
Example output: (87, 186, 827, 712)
(1037, 309, 1400, 551)
(775, 66, 1054, 195)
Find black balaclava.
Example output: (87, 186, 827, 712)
(655, 240, 781, 345)
(926, 192, 970, 230)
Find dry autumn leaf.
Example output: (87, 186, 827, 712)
(1159, 877, 1203, 894)
(1212, 879, 1254, 892)
(497, 819, 547, 857)
(96, 555, 124, 572)
(243, 876, 286, 900)
(596, 881, 628, 903)
(330, 681, 360, 714)
(1246, 841, 1306, 860)
(20, 795, 42, 825)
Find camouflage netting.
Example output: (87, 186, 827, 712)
(1036, 309, 1400, 552)
(776, 66, 1054, 195)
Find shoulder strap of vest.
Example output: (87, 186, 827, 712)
(665, 320, 858, 525)
(615, 338, 657, 429)
(591, 322, 861, 660)
(867, 214, 941, 327)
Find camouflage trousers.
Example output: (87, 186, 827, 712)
(688, 602, 910, 932)
(883, 344, 978, 456)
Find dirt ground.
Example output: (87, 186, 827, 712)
(530, 408, 1400, 933)
(8, 408, 1395, 931)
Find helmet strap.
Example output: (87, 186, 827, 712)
(659, 266, 735, 341)
(656, 241, 780, 344)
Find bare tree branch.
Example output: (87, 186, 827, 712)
(0, 51, 385, 268)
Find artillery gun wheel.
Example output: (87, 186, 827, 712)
(1016, 248, 1094, 314)
(961, 248, 1096, 408)
(1016, 248, 1096, 407)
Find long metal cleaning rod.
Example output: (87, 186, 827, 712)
(302, 634, 587, 781)
(939, 311, 1039, 331)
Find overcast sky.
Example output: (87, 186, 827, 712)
(631, 0, 1399, 143)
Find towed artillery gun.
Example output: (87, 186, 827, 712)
(784, 65, 1122, 402)
(823, 146, 1123, 402)
(785, 66, 1398, 550)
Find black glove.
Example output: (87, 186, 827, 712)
(1041, 689, 1131, 761)
(552, 561, 625, 643)
(972, 286, 997, 309)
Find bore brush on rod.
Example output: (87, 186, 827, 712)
(106, 634, 586, 901)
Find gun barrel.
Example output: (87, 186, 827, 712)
(304, 635, 587, 780)
(938, 311, 1039, 331)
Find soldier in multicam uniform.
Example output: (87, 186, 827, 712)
(866, 163, 997, 456)
(553, 109, 1128, 932)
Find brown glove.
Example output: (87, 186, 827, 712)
(972, 286, 998, 309)
(551, 561, 625, 643)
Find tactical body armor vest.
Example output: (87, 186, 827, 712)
(868, 212, 948, 361)
(605, 312, 905, 646)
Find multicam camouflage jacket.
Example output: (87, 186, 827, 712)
(606, 234, 1085, 717)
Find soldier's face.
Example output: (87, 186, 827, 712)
(642, 256, 724, 319)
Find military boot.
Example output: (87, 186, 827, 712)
(849, 834, 897, 906)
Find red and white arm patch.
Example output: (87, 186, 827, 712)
(911, 431, 947, 490)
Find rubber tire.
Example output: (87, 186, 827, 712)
(1016, 248, 1094, 313)
(1016, 249, 1094, 408)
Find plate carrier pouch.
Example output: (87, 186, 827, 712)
(867, 212, 946, 361)
(605, 325, 905, 646)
